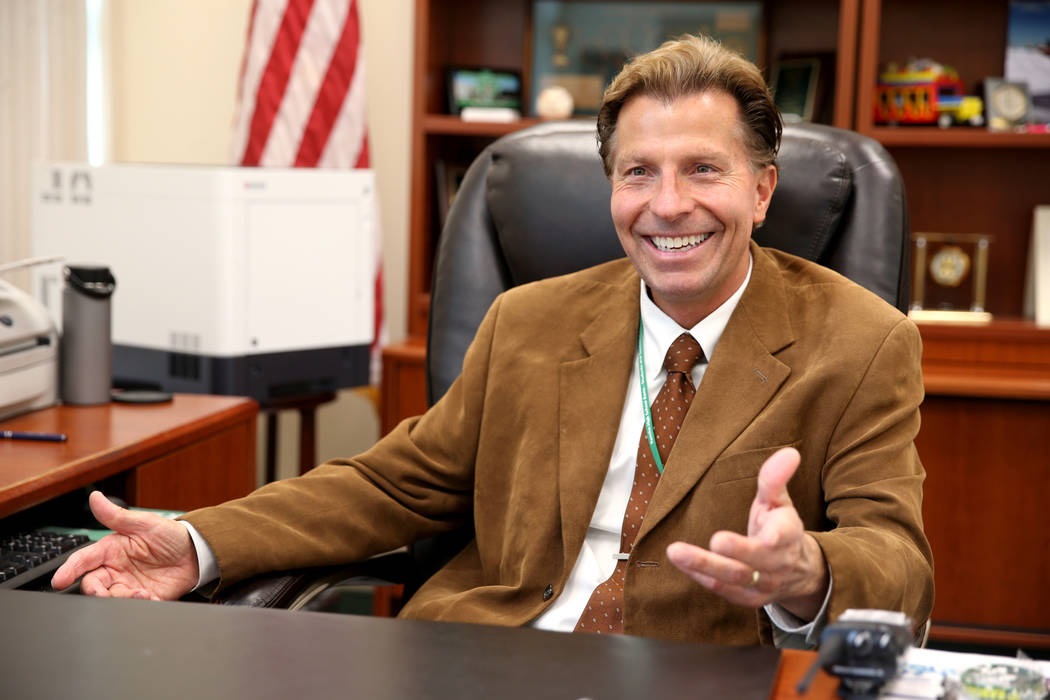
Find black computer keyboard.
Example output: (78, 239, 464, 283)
(0, 528, 91, 590)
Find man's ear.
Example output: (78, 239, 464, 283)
(753, 164, 777, 225)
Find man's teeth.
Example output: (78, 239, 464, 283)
(652, 233, 710, 251)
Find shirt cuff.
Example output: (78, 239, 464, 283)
(179, 520, 220, 592)
(764, 570, 833, 649)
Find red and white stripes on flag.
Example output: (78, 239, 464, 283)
(231, 0, 384, 380)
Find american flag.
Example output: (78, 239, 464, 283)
(231, 0, 383, 381)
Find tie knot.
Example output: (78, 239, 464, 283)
(664, 333, 704, 374)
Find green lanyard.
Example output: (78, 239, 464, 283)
(637, 320, 666, 474)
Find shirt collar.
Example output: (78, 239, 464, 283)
(638, 253, 753, 369)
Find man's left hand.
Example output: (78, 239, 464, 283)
(665, 447, 828, 620)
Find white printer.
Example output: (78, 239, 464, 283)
(0, 277, 58, 420)
(31, 162, 376, 401)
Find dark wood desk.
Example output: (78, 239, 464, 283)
(0, 394, 258, 518)
(2, 589, 781, 699)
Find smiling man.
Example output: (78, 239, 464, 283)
(608, 89, 773, 328)
(55, 34, 933, 648)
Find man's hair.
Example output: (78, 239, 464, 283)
(596, 34, 782, 176)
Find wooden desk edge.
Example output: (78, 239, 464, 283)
(0, 395, 259, 518)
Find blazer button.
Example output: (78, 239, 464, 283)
(542, 585, 554, 601)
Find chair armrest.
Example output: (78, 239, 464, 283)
(210, 549, 415, 611)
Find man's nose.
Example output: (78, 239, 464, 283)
(649, 172, 693, 220)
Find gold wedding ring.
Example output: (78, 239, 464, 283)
(750, 570, 761, 587)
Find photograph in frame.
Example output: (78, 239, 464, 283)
(446, 67, 522, 115)
(770, 57, 823, 123)
(434, 159, 468, 226)
(530, 1, 762, 116)
(1004, 0, 1050, 124)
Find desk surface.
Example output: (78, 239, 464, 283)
(1, 589, 779, 699)
(0, 394, 257, 518)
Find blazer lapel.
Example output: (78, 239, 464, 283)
(557, 265, 639, 568)
(640, 244, 797, 535)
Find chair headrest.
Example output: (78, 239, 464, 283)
(486, 122, 619, 287)
(761, 128, 850, 261)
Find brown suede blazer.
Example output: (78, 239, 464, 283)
(185, 242, 934, 645)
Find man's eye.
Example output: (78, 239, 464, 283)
(627, 166, 646, 177)
(694, 164, 714, 174)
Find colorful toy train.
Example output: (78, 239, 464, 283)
(875, 59, 984, 128)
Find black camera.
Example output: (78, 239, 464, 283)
(806, 610, 914, 699)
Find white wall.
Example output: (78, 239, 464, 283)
(106, 1, 250, 164)
(105, 0, 414, 480)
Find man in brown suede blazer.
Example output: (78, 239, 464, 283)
(55, 35, 933, 646)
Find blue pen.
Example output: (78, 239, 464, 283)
(0, 430, 68, 443)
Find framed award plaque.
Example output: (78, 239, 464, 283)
(909, 232, 993, 323)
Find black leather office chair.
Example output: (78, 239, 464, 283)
(215, 120, 909, 612)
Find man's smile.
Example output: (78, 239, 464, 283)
(648, 232, 713, 252)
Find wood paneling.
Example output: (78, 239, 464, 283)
(380, 338, 428, 435)
(917, 396, 1050, 636)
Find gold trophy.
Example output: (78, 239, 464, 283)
(909, 232, 992, 323)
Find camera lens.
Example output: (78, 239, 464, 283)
(848, 629, 875, 656)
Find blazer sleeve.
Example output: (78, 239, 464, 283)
(182, 296, 506, 587)
(810, 316, 934, 626)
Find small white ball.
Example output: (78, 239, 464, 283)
(536, 85, 575, 120)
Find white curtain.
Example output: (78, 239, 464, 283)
(0, 0, 90, 292)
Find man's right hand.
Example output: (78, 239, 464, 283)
(51, 490, 199, 600)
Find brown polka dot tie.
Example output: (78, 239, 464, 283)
(574, 332, 705, 634)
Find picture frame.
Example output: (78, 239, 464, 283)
(1024, 206, 1050, 326)
(446, 67, 522, 115)
(1005, 0, 1050, 125)
(770, 57, 823, 123)
(530, 1, 762, 117)
(983, 77, 1032, 131)
(434, 159, 468, 226)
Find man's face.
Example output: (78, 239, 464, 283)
(609, 90, 776, 327)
